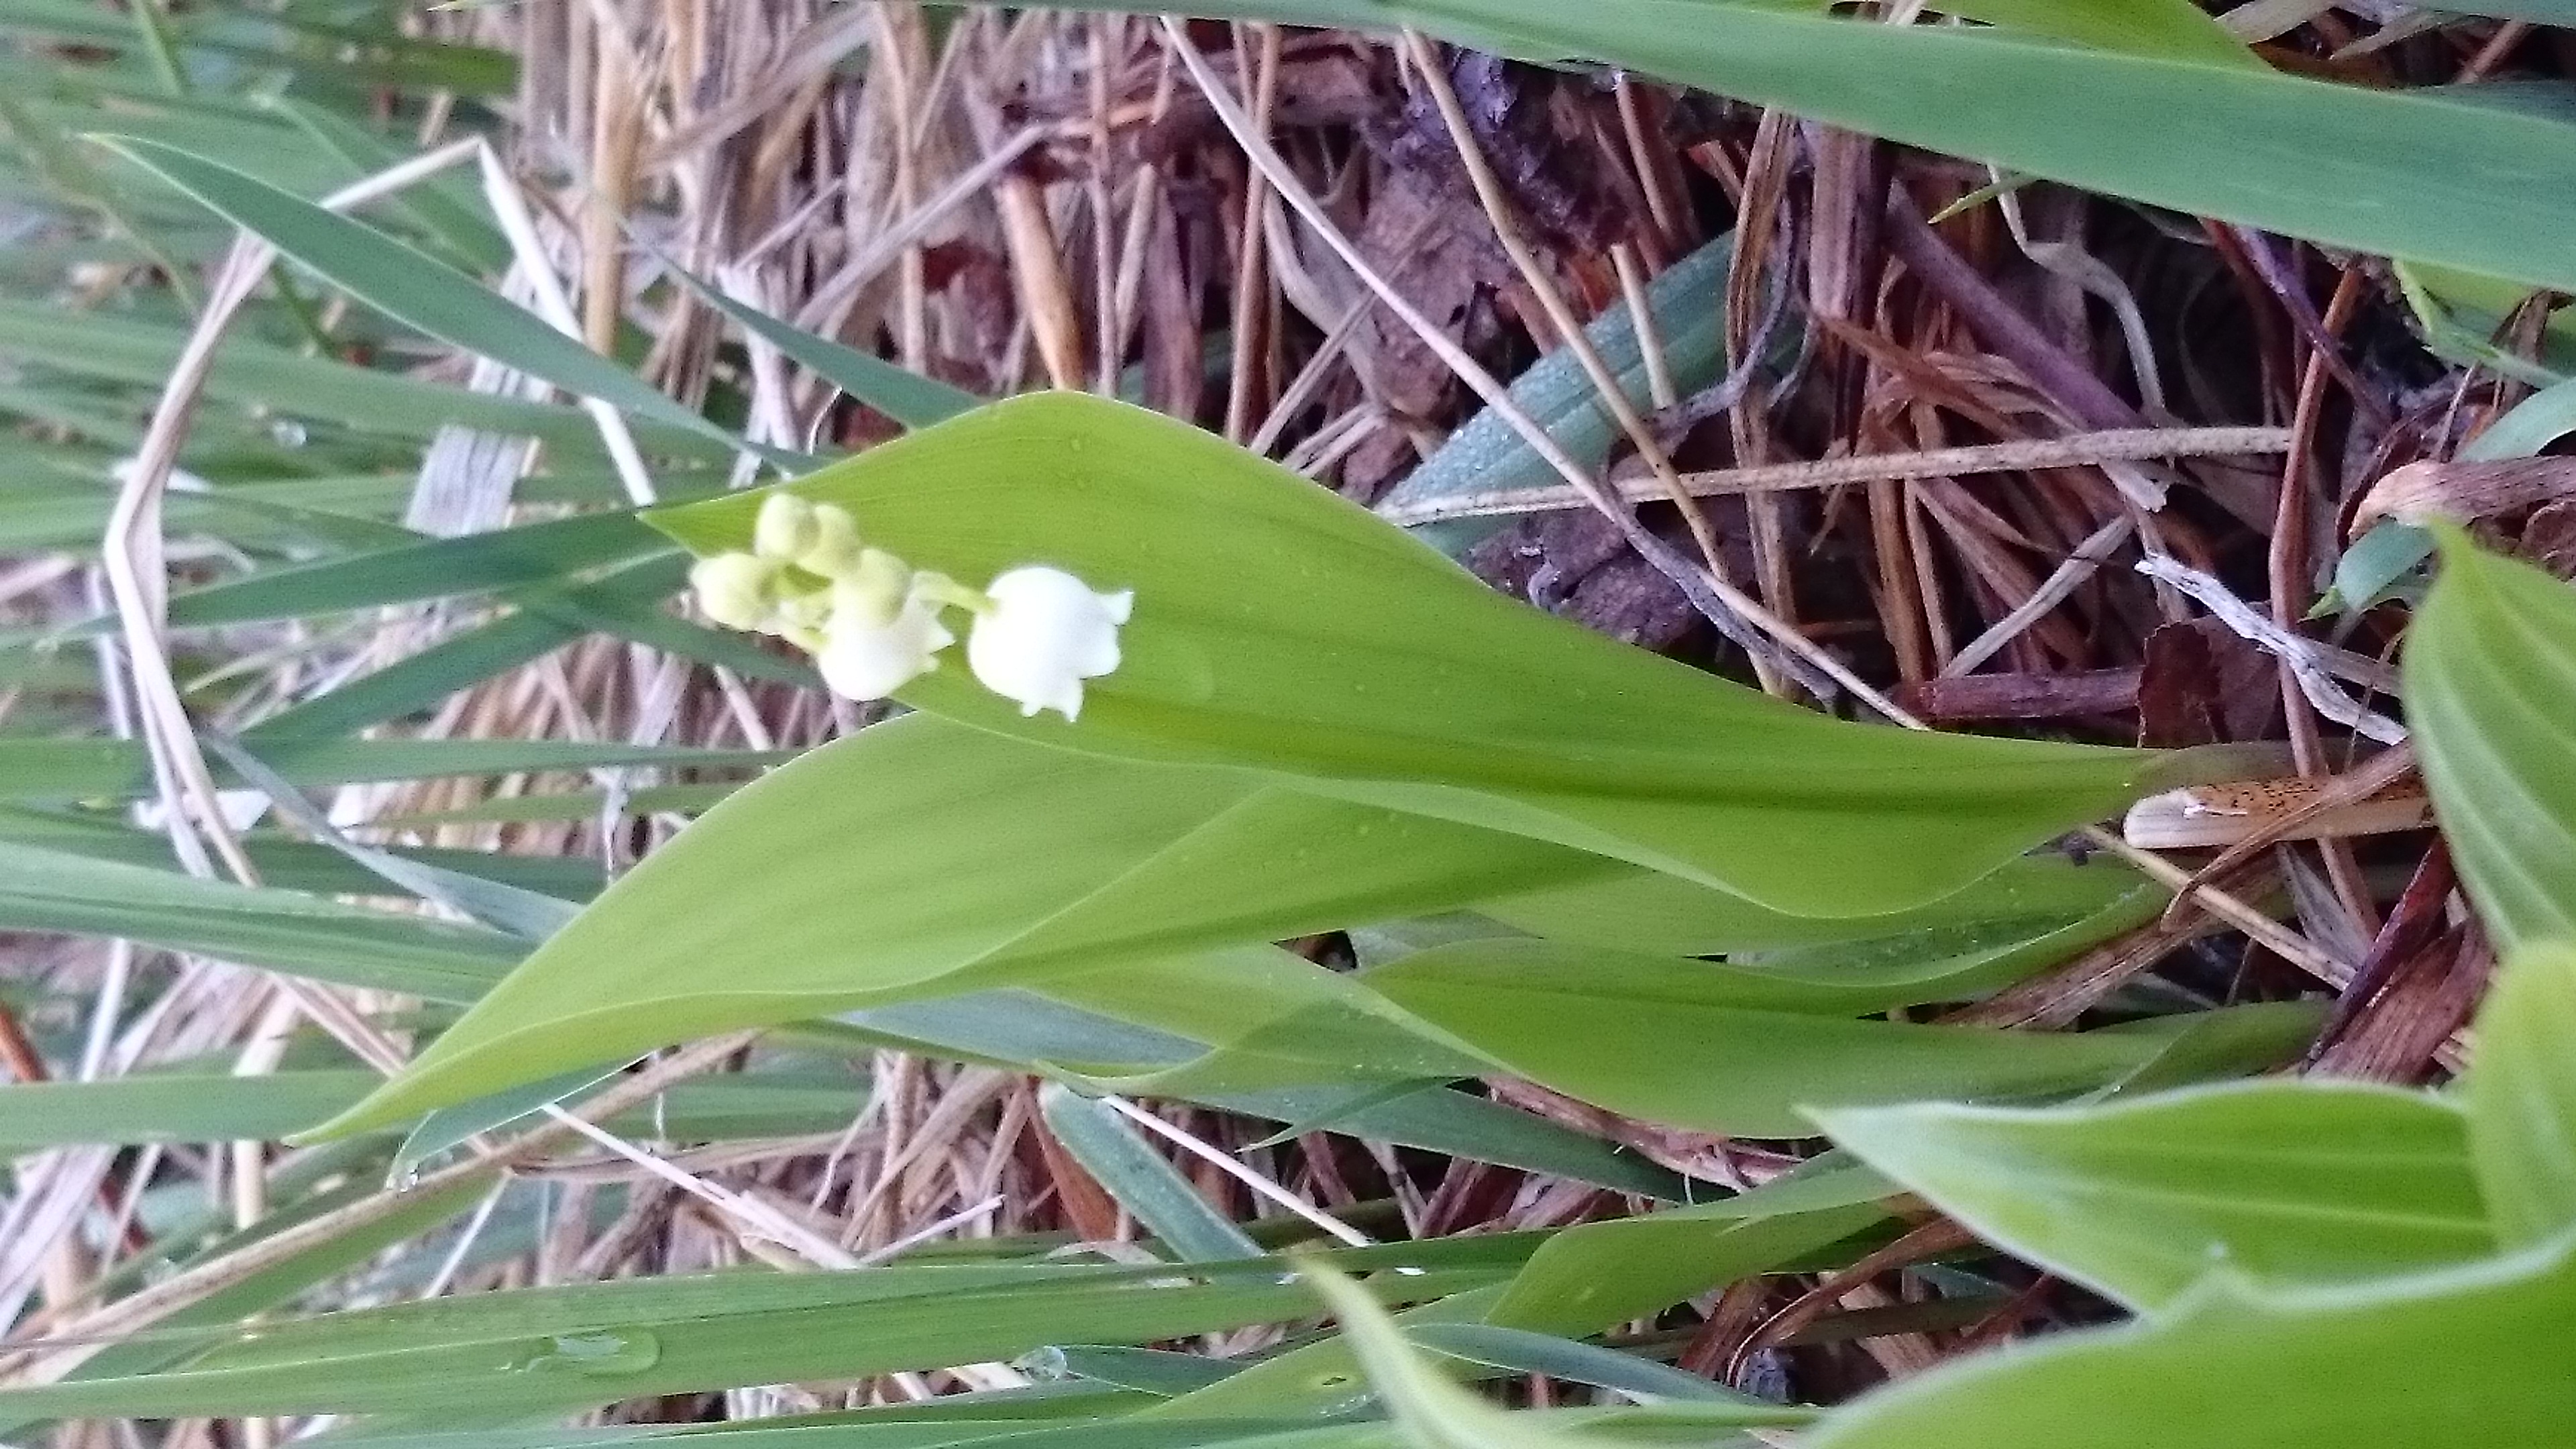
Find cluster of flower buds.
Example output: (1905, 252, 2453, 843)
(688, 493, 1132, 720)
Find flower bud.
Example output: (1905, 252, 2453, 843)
(797, 503, 867, 578)
(828, 548, 913, 629)
(688, 552, 783, 632)
(751, 491, 819, 562)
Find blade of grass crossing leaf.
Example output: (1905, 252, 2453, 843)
(1402, 1324, 1766, 1405)
(268, 97, 512, 273)
(1038, 1085, 1265, 1261)
(203, 733, 580, 940)
(165, 511, 668, 626)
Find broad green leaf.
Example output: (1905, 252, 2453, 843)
(1816, 1083, 2494, 1311)
(1925, 0, 2256, 68)
(2468, 372, 2576, 460)
(2465, 943, 2576, 1248)
(2396, 260, 2576, 390)
(95, 136, 778, 464)
(2320, 520, 2432, 618)
(309, 714, 1611, 1137)
(1399, 900, 2158, 1020)
(1047, 935, 2311, 1135)
(1349, 954, 2317, 1136)
(1808, 1230, 2576, 1449)
(1478, 851, 2148, 953)
(649, 394, 2197, 918)
(1485, 1157, 1894, 1334)
(2405, 531, 2576, 951)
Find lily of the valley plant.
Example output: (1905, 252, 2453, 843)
(689, 492, 1133, 719)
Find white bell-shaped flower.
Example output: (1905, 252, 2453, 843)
(965, 566, 1132, 720)
(813, 571, 955, 702)
(689, 552, 785, 633)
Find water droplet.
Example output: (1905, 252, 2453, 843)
(514, 1330, 660, 1377)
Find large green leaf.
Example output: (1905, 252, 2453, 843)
(1808, 1230, 2576, 1449)
(2465, 943, 2576, 1249)
(307, 714, 1617, 1136)
(649, 394, 2198, 918)
(1817, 1083, 2496, 1311)
(1477, 851, 2148, 954)
(1348, 961, 2316, 1137)
(2405, 532, 2576, 951)
(1922, 0, 2255, 67)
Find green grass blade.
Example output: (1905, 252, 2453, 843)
(93, 135, 777, 463)
(667, 260, 981, 429)
(1037, 1085, 1266, 1261)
